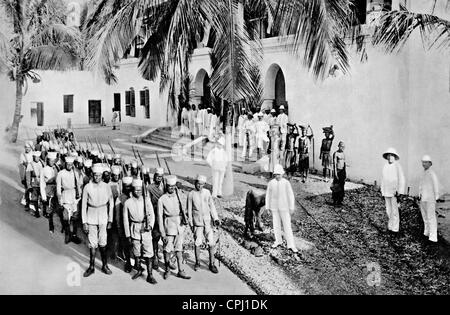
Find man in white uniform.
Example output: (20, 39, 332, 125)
(276, 106, 289, 161)
(254, 113, 270, 160)
(206, 138, 229, 198)
(419, 155, 440, 244)
(381, 148, 405, 234)
(265, 164, 298, 253)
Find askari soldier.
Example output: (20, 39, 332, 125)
(284, 124, 298, 176)
(123, 179, 157, 284)
(147, 167, 166, 270)
(114, 176, 133, 273)
(56, 156, 82, 245)
(40, 152, 59, 233)
(187, 175, 220, 274)
(158, 175, 191, 280)
(20, 141, 34, 208)
(27, 151, 43, 217)
(82, 164, 114, 278)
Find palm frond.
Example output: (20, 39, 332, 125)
(22, 44, 79, 71)
(1, 0, 25, 33)
(0, 29, 12, 72)
(270, 0, 351, 80)
(85, 0, 153, 84)
(207, 0, 262, 108)
(30, 23, 82, 49)
(372, 9, 450, 53)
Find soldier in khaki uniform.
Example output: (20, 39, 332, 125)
(187, 175, 220, 274)
(158, 175, 191, 280)
(123, 179, 157, 284)
(27, 151, 44, 217)
(147, 167, 168, 270)
(56, 156, 82, 245)
(114, 177, 133, 273)
(82, 164, 114, 278)
(40, 152, 60, 233)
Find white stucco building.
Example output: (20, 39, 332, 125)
(1, 0, 449, 195)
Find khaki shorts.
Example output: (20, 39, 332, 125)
(62, 203, 79, 221)
(194, 225, 215, 247)
(163, 232, 185, 253)
(132, 231, 154, 258)
(88, 224, 107, 249)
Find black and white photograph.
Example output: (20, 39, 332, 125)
(0, 0, 449, 299)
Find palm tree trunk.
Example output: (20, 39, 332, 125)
(10, 74, 23, 143)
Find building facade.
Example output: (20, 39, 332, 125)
(1, 0, 449, 195)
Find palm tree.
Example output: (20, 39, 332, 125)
(85, 0, 355, 195)
(0, 0, 82, 143)
(372, 1, 450, 53)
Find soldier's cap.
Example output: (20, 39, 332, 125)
(274, 164, 285, 175)
(155, 167, 164, 175)
(142, 167, 149, 174)
(47, 152, 58, 160)
(111, 166, 121, 175)
(92, 164, 103, 174)
(131, 160, 138, 168)
(76, 157, 84, 163)
(106, 154, 112, 160)
(60, 148, 68, 155)
(166, 175, 177, 186)
(271, 109, 276, 113)
(65, 157, 75, 164)
(196, 175, 207, 184)
(113, 154, 121, 159)
(218, 137, 226, 146)
(98, 153, 105, 159)
(71, 152, 79, 157)
(279, 105, 285, 110)
(84, 160, 93, 168)
(132, 179, 143, 187)
(422, 155, 432, 163)
(122, 177, 133, 186)
(102, 164, 111, 173)
(91, 150, 99, 156)
(25, 141, 34, 149)
(32, 151, 41, 157)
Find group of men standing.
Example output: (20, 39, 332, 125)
(180, 104, 220, 141)
(19, 129, 222, 285)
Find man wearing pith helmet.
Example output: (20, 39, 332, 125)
(81, 164, 114, 278)
(419, 155, 440, 244)
(381, 148, 405, 234)
(187, 175, 220, 274)
(158, 175, 191, 280)
(123, 179, 157, 284)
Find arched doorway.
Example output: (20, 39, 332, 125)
(263, 63, 287, 112)
(194, 69, 211, 109)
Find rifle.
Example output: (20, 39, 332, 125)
(131, 146, 138, 160)
(164, 159, 191, 230)
(138, 152, 150, 232)
(155, 151, 162, 168)
(108, 141, 116, 155)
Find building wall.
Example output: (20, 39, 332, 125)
(259, 32, 449, 195)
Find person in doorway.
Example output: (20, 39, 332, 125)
(276, 105, 289, 162)
(381, 148, 405, 234)
(419, 155, 440, 244)
(265, 164, 298, 253)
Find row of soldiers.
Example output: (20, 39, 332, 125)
(19, 130, 222, 284)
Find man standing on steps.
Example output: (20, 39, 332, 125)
(82, 164, 114, 278)
(206, 137, 229, 199)
(56, 156, 82, 245)
(187, 175, 220, 274)
(237, 108, 247, 147)
(123, 179, 157, 284)
(254, 113, 270, 160)
(276, 106, 289, 163)
(158, 175, 191, 280)
(147, 167, 170, 271)
(242, 113, 256, 161)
